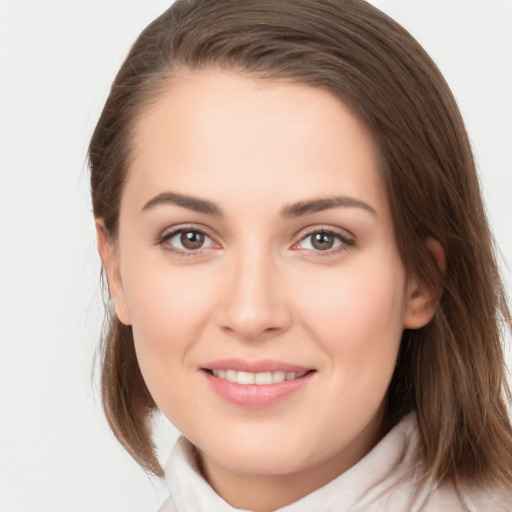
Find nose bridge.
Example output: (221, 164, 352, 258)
(220, 239, 290, 338)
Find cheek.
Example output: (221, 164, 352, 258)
(120, 254, 219, 386)
(121, 260, 221, 426)
(297, 253, 406, 370)
(123, 252, 215, 335)
(295, 258, 406, 437)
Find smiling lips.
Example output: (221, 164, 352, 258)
(202, 359, 315, 407)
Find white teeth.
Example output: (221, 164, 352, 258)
(272, 370, 286, 383)
(210, 369, 307, 385)
(237, 371, 255, 385)
(226, 369, 237, 383)
(255, 372, 272, 385)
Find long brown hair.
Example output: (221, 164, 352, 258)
(89, 0, 512, 486)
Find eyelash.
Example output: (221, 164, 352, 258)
(156, 225, 355, 258)
(156, 225, 215, 257)
(293, 227, 355, 256)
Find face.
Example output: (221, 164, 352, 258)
(99, 71, 435, 508)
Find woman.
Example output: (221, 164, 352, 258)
(90, 0, 512, 509)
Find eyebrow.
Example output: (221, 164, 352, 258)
(141, 192, 224, 216)
(281, 196, 377, 218)
(141, 191, 377, 218)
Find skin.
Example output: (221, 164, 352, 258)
(98, 71, 437, 511)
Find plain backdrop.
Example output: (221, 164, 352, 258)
(0, 1, 511, 511)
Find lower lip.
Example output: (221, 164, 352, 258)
(203, 371, 314, 407)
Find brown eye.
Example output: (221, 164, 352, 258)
(311, 232, 336, 250)
(295, 229, 352, 254)
(180, 231, 205, 250)
(161, 228, 214, 253)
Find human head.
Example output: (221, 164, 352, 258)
(90, 0, 511, 485)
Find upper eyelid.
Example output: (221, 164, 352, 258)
(157, 223, 216, 241)
(294, 224, 355, 241)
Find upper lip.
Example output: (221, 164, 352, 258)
(202, 358, 313, 373)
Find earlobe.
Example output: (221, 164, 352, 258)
(95, 220, 132, 326)
(403, 238, 445, 330)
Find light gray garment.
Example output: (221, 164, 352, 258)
(158, 413, 511, 511)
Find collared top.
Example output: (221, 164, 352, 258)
(158, 414, 511, 511)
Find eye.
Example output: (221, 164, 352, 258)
(295, 229, 354, 253)
(159, 228, 216, 253)
(304, 232, 340, 251)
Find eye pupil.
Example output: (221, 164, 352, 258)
(180, 231, 205, 250)
(312, 232, 335, 250)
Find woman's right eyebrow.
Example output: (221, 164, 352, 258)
(141, 192, 224, 216)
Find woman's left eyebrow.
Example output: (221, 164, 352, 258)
(281, 196, 377, 218)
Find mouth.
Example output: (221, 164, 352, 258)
(204, 368, 312, 385)
(201, 359, 316, 406)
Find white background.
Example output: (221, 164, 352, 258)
(0, 1, 511, 510)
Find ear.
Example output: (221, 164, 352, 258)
(402, 238, 445, 329)
(95, 220, 132, 325)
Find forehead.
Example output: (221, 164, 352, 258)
(124, 71, 388, 220)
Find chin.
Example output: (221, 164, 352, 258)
(194, 424, 327, 476)
(210, 446, 312, 476)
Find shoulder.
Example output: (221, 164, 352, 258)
(420, 480, 512, 512)
(458, 483, 512, 512)
(376, 415, 512, 512)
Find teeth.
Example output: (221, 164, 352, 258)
(237, 371, 255, 385)
(210, 369, 307, 385)
(273, 371, 287, 383)
(255, 371, 272, 385)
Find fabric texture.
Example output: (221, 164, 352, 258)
(158, 414, 511, 511)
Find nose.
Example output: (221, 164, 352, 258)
(217, 246, 292, 340)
